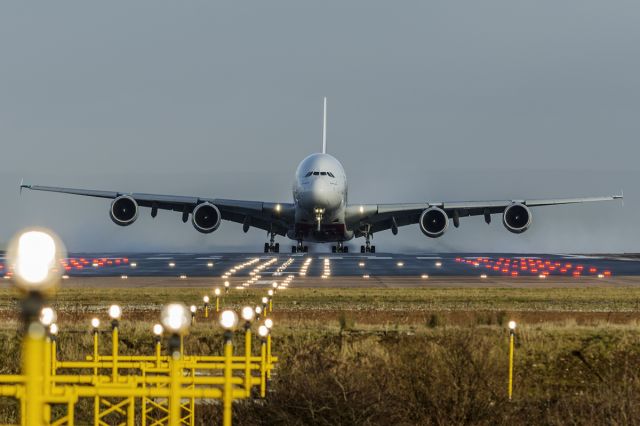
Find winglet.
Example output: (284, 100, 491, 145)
(322, 97, 327, 154)
(19, 178, 29, 195)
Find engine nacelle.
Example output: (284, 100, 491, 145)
(502, 203, 532, 234)
(192, 203, 221, 234)
(419, 207, 449, 238)
(110, 195, 139, 226)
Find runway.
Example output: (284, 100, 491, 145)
(2, 252, 638, 280)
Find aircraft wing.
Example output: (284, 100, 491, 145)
(346, 195, 623, 236)
(20, 184, 294, 236)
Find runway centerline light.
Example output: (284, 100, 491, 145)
(7, 228, 66, 291)
(219, 310, 239, 330)
(160, 303, 190, 335)
(108, 304, 122, 320)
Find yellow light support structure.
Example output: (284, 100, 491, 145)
(508, 321, 516, 401)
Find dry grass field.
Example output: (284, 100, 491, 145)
(1, 284, 640, 424)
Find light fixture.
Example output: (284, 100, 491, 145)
(190, 305, 197, 314)
(6, 228, 66, 292)
(49, 323, 59, 336)
(255, 306, 262, 315)
(91, 318, 100, 329)
(508, 321, 517, 330)
(241, 306, 255, 322)
(203, 295, 210, 303)
(261, 296, 268, 304)
(214, 288, 221, 296)
(219, 310, 239, 330)
(268, 289, 274, 297)
(153, 323, 164, 336)
(39, 307, 57, 326)
(258, 325, 269, 337)
(264, 318, 273, 329)
(108, 304, 122, 320)
(160, 303, 190, 335)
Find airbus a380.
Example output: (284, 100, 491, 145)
(21, 98, 622, 253)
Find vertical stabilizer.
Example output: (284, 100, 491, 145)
(322, 97, 327, 154)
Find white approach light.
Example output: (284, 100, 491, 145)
(203, 295, 210, 303)
(255, 306, 262, 315)
(268, 289, 274, 297)
(190, 305, 197, 314)
(241, 306, 255, 322)
(49, 323, 59, 336)
(7, 228, 66, 292)
(272, 282, 278, 289)
(214, 288, 221, 296)
(258, 325, 269, 337)
(153, 323, 164, 336)
(264, 318, 273, 329)
(40, 307, 57, 326)
(508, 321, 517, 330)
(219, 310, 239, 330)
(261, 296, 268, 304)
(160, 303, 190, 335)
(91, 318, 100, 329)
(108, 304, 122, 320)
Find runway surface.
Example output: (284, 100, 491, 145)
(2, 252, 638, 279)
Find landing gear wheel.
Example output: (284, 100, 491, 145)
(370, 245, 376, 253)
(274, 243, 280, 253)
(332, 246, 337, 253)
(343, 246, 349, 253)
(264, 243, 269, 253)
(360, 245, 365, 253)
(303, 246, 309, 253)
(292, 246, 297, 253)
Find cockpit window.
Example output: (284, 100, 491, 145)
(320, 172, 327, 176)
(327, 172, 335, 178)
(313, 172, 320, 175)
(305, 172, 313, 177)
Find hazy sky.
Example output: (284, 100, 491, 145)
(0, 1, 637, 253)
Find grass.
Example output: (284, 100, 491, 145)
(0, 286, 640, 424)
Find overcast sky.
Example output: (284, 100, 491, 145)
(0, 1, 637, 253)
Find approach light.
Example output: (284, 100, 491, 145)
(91, 318, 100, 329)
(261, 296, 268, 304)
(190, 305, 197, 314)
(219, 310, 239, 330)
(153, 323, 164, 336)
(508, 321, 517, 330)
(49, 323, 59, 336)
(203, 295, 210, 303)
(272, 282, 278, 289)
(7, 228, 66, 292)
(241, 306, 255, 322)
(268, 289, 274, 297)
(258, 325, 269, 337)
(108, 304, 122, 320)
(264, 318, 273, 329)
(160, 303, 190, 335)
(255, 306, 262, 315)
(224, 281, 230, 288)
(214, 288, 221, 296)
(39, 307, 57, 326)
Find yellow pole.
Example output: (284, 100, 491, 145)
(112, 325, 119, 382)
(93, 330, 99, 377)
(169, 349, 181, 426)
(180, 335, 184, 357)
(223, 334, 233, 426)
(259, 340, 266, 398)
(269, 298, 273, 312)
(43, 337, 51, 424)
(244, 327, 252, 397)
(508, 331, 514, 401)
(23, 322, 46, 426)
(156, 339, 162, 368)
(204, 304, 209, 318)
(267, 334, 272, 379)
(216, 297, 220, 313)
(51, 339, 57, 377)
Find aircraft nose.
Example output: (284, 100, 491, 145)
(299, 179, 340, 209)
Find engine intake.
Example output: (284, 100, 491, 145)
(192, 203, 221, 234)
(110, 196, 138, 226)
(502, 203, 532, 234)
(419, 207, 449, 238)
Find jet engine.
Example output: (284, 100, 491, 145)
(502, 203, 532, 234)
(192, 202, 221, 234)
(419, 207, 449, 238)
(110, 195, 139, 226)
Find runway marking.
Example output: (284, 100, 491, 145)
(146, 257, 174, 260)
(417, 256, 442, 260)
(195, 257, 222, 260)
(366, 256, 393, 260)
(560, 255, 604, 259)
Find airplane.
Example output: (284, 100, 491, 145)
(21, 98, 622, 254)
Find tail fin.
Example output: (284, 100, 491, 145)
(322, 97, 327, 154)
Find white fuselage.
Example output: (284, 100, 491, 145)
(289, 153, 353, 243)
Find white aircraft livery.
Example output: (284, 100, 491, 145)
(21, 98, 622, 253)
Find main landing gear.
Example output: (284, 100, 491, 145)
(332, 242, 349, 253)
(264, 233, 280, 253)
(292, 240, 308, 253)
(360, 234, 376, 253)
